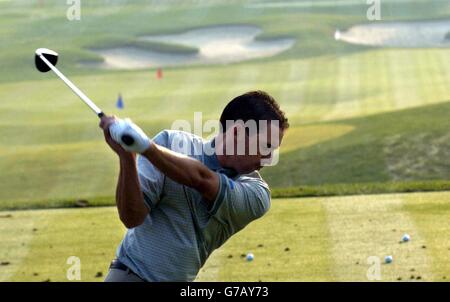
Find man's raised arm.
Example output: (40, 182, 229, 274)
(141, 143, 220, 206)
(102, 115, 220, 209)
(100, 117, 149, 229)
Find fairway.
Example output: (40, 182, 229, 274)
(0, 1, 449, 208)
(1, 0, 449, 284)
(0, 192, 448, 282)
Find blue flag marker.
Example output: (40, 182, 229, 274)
(116, 93, 124, 109)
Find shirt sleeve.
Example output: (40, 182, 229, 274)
(137, 130, 169, 210)
(208, 172, 271, 232)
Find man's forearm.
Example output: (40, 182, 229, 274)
(116, 155, 149, 228)
(142, 143, 219, 202)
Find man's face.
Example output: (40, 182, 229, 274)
(227, 122, 284, 174)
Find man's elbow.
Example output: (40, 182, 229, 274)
(119, 211, 148, 229)
(192, 173, 217, 202)
(254, 190, 271, 219)
(120, 217, 145, 229)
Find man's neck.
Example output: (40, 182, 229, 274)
(214, 135, 229, 169)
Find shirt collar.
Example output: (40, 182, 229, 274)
(203, 138, 238, 178)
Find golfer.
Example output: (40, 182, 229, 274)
(99, 91, 289, 282)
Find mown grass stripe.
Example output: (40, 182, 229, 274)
(402, 193, 450, 281)
(0, 214, 36, 281)
(324, 195, 432, 281)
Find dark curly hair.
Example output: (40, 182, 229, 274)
(219, 91, 289, 132)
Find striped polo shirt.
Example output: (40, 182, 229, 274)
(115, 130, 271, 281)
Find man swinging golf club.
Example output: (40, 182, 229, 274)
(33, 49, 288, 281)
(100, 91, 289, 282)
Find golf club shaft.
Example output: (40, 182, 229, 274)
(38, 54, 104, 118)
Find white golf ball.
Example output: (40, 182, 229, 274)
(246, 253, 254, 262)
(402, 233, 410, 242)
(385, 255, 393, 264)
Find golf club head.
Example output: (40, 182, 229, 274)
(35, 48, 58, 72)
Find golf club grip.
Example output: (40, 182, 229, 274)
(121, 134, 135, 146)
(98, 112, 133, 146)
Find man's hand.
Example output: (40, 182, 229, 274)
(99, 115, 133, 159)
(99, 115, 151, 155)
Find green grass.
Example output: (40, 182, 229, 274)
(271, 180, 450, 198)
(0, 207, 124, 282)
(198, 192, 450, 281)
(0, 192, 448, 281)
(0, 0, 449, 284)
(264, 101, 450, 187)
(2, 180, 450, 212)
(0, 1, 449, 209)
(2, 99, 450, 209)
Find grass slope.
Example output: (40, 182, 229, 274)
(1, 100, 450, 210)
(264, 101, 450, 187)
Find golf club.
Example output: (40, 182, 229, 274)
(34, 48, 134, 146)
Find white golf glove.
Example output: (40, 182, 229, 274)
(109, 118, 151, 153)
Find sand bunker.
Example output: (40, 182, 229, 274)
(84, 25, 295, 69)
(335, 20, 450, 48)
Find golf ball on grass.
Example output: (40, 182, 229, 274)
(385, 255, 393, 264)
(402, 233, 410, 242)
(246, 253, 254, 262)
